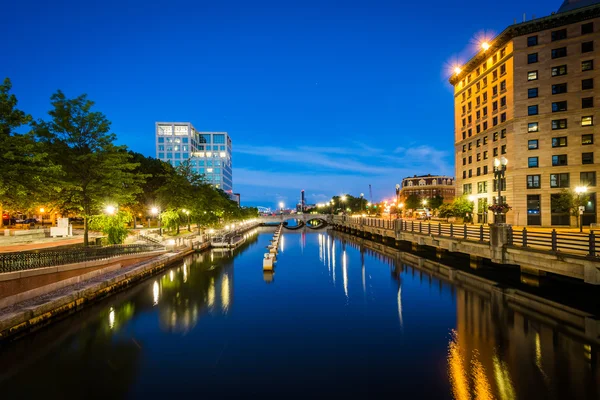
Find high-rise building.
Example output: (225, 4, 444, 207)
(450, 0, 599, 226)
(155, 122, 233, 192)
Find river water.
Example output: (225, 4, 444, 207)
(0, 228, 599, 399)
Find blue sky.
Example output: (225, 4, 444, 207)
(3, 0, 558, 208)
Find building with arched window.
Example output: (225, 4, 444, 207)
(399, 175, 456, 204)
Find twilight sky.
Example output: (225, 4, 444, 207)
(3, 0, 558, 208)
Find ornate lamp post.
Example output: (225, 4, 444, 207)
(493, 157, 508, 224)
(575, 186, 588, 233)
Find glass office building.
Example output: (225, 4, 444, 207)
(155, 122, 233, 192)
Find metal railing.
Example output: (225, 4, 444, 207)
(398, 220, 490, 242)
(0, 244, 165, 273)
(509, 227, 598, 257)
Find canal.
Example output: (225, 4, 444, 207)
(0, 227, 599, 399)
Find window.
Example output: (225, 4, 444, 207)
(581, 172, 596, 187)
(493, 178, 506, 191)
(582, 78, 594, 90)
(527, 71, 538, 81)
(158, 137, 165, 143)
(500, 64, 506, 75)
(476, 125, 481, 134)
(477, 167, 481, 176)
(493, 85, 498, 96)
(501, 48, 506, 57)
(552, 83, 567, 94)
(501, 113, 506, 123)
(551, 47, 567, 58)
(582, 134, 594, 145)
(476, 139, 481, 147)
(528, 139, 539, 150)
(462, 158, 466, 166)
(551, 65, 567, 76)
(468, 155, 472, 164)
(528, 105, 539, 115)
(476, 110, 481, 120)
(582, 41, 594, 53)
(552, 137, 567, 147)
(483, 165, 488, 175)
(477, 153, 482, 162)
(463, 183, 472, 194)
(493, 132, 498, 141)
(501, 129, 506, 139)
(483, 77, 488, 87)
(483, 136, 488, 145)
(468, 143, 472, 150)
(550, 173, 569, 188)
(582, 152, 594, 164)
(528, 157, 539, 168)
(528, 122, 539, 132)
(493, 147, 498, 157)
(527, 175, 541, 189)
(462, 145, 466, 152)
(462, 132, 466, 140)
(552, 101, 567, 112)
(582, 97, 594, 108)
(528, 53, 538, 64)
(527, 35, 538, 46)
(463, 171, 466, 179)
(582, 22, 594, 34)
(493, 70, 498, 81)
(500, 80, 506, 91)
(551, 29, 567, 41)
(582, 60, 594, 71)
(528, 88, 538, 98)
(468, 128, 472, 137)
(158, 152, 164, 158)
(500, 96, 506, 107)
(477, 181, 487, 193)
(469, 170, 472, 178)
(483, 151, 488, 159)
(552, 154, 568, 166)
(493, 116, 498, 126)
(552, 119, 567, 130)
(501, 144, 507, 154)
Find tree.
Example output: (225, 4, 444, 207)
(0, 78, 59, 223)
(438, 203, 454, 220)
(429, 195, 444, 210)
(405, 194, 421, 210)
(33, 91, 145, 245)
(89, 211, 132, 244)
(554, 189, 590, 227)
(450, 196, 474, 218)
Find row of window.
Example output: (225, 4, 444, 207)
(527, 60, 594, 82)
(528, 135, 594, 151)
(527, 171, 596, 189)
(527, 41, 594, 65)
(527, 79, 594, 99)
(462, 130, 507, 152)
(527, 152, 594, 168)
(527, 116, 594, 132)
(461, 78, 506, 103)
(527, 98, 594, 116)
(527, 23, 594, 48)
(459, 48, 508, 88)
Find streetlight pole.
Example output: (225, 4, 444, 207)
(360, 193, 364, 213)
(575, 186, 588, 233)
(395, 184, 400, 219)
(151, 207, 162, 235)
(341, 195, 347, 215)
(493, 157, 508, 224)
(279, 202, 284, 215)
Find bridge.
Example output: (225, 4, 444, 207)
(258, 214, 330, 230)
(331, 216, 600, 285)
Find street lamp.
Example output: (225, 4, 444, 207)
(279, 202, 284, 214)
(493, 157, 508, 224)
(151, 206, 162, 235)
(575, 186, 588, 233)
(105, 205, 116, 215)
(340, 195, 347, 215)
(360, 193, 364, 212)
(39, 207, 45, 228)
(183, 209, 191, 231)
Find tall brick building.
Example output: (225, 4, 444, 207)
(450, 0, 599, 226)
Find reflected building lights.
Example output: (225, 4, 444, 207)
(397, 287, 403, 330)
(342, 249, 348, 298)
(361, 250, 366, 295)
(108, 307, 115, 329)
(183, 264, 188, 283)
(471, 351, 494, 400)
(447, 330, 470, 400)
(169, 270, 174, 282)
(332, 241, 336, 284)
(327, 236, 331, 274)
(208, 277, 215, 308)
(281, 234, 285, 253)
(221, 274, 231, 312)
(153, 281, 159, 305)
(492, 355, 516, 400)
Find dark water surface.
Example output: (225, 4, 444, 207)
(0, 228, 599, 399)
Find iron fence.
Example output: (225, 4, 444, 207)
(0, 244, 165, 273)
(509, 227, 598, 257)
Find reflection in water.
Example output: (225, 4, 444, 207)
(448, 330, 470, 400)
(397, 287, 403, 330)
(342, 248, 348, 299)
(221, 273, 231, 312)
(108, 307, 115, 329)
(361, 248, 366, 295)
(281, 234, 285, 253)
(207, 277, 215, 308)
(492, 355, 516, 400)
(152, 281, 159, 305)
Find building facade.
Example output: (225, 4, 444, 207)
(399, 175, 456, 204)
(155, 122, 233, 192)
(450, 0, 599, 226)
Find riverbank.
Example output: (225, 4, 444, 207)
(0, 248, 193, 342)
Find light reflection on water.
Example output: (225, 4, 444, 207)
(0, 228, 598, 399)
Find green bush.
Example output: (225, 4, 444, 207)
(89, 211, 132, 244)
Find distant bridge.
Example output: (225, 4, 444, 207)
(258, 214, 330, 230)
